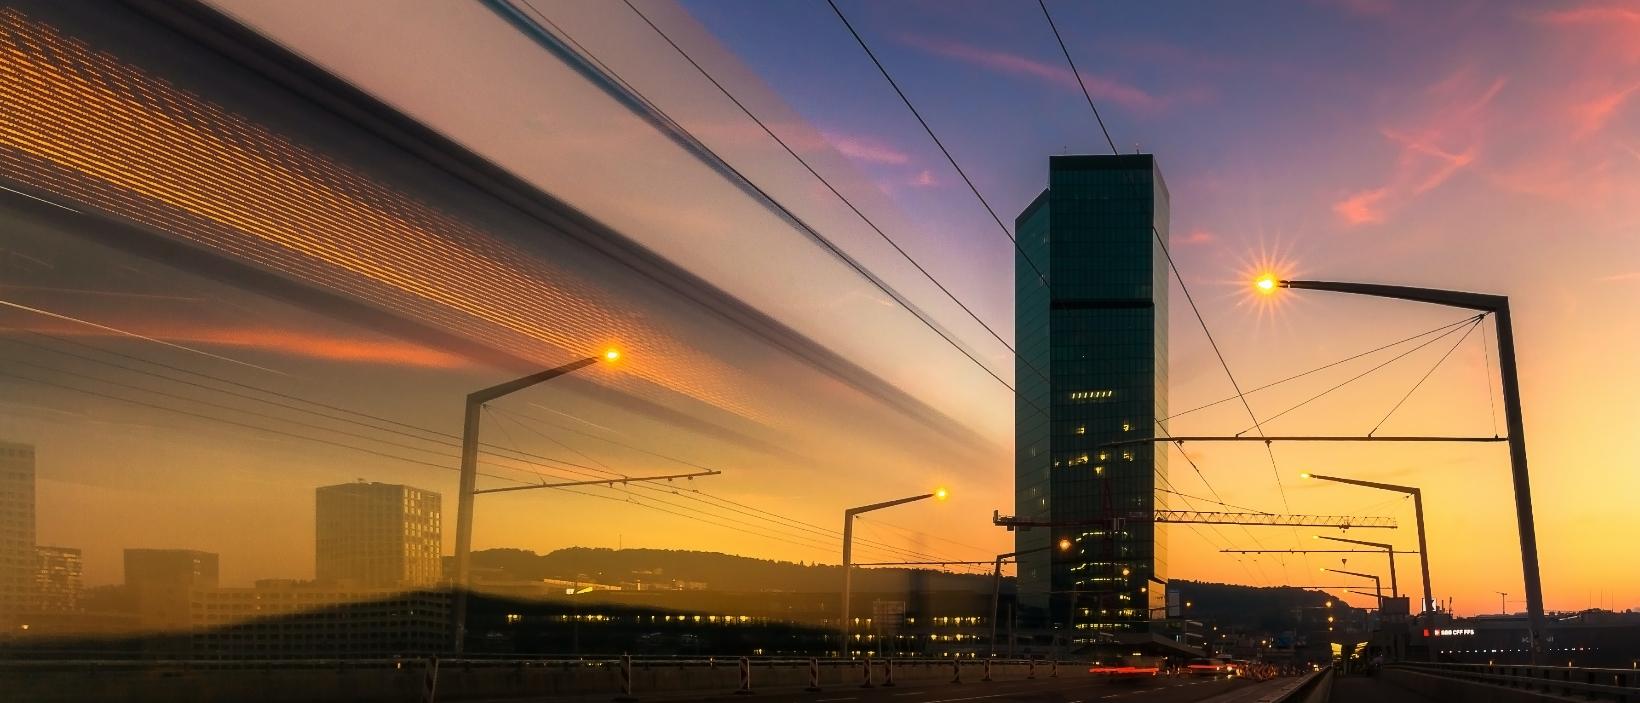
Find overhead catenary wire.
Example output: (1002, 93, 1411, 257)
(1479, 315, 1501, 437)
(5, 330, 617, 475)
(487, 405, 964, 566)
(619, 0, 1041, 388)
(1036, 0, 1117, 155)
(1162, 314, 1485, 423)
(824, 0, 1051, 288)
(1369, 314, 1484, 435)
(1234, 315, 1484, 436)
(3, 337, 959, 568)
(512, 1, 1024, 399)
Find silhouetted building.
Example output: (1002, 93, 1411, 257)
(316, 481, 441, 588)
(124, 548, 219, 629)
(0, 441, 35, 616)
(1014, 154, 1170, 637)
(189, 582, 448, 659)
(34, 546, 81, 612)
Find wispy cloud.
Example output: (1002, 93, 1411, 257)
(1331, 72, 1503, 225)
(1599, 271, 1640, 282)
(897, 34, 1171, 111)
(1333, 188, 1389, 225)
(907, 169, 938, 188)
(1570, 83, 1640, 138)
(1180, 230, 1217, 245)
(821, 132, 911, 165)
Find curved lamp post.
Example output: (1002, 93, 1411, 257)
(840, 489, 947, 656)
(1271, 277, 1546, 664)
(452, 350, 618, 652)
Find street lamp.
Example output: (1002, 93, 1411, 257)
(841, 489, 947, 656)
(1322, 567, 1382, 603)
(1301, 472, 1433, 617)
(452, 350, 618, 652)
(1315, 535, 1399, 598)
(1277, 278, 1547, 664)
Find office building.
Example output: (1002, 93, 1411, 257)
(125, 548, 219, 629)
(34, 546, 81, 612)
(1014, 154, 1170, 638)
(0, 441, 35, 616)
(315, 481, 441, 588)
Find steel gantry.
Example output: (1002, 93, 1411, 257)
(993, 510, 1397, 530)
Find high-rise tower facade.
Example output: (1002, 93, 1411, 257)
(1015, 154, 1169, 639)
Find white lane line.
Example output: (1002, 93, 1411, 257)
(919, 692, 1028, 703)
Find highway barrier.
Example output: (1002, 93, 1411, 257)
(0, 656, 1092, 703)
(1384, 662, 1640, 703)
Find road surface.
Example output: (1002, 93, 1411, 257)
(472, 674, 1279, 703)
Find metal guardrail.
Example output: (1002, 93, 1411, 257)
(0, 655, 1067, 672)
(1390, 662, 1640, 702)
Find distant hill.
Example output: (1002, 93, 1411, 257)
(461, 547, 997, 593)
(458, 549, 1362, 626)
(1169, 580, 1363, 631)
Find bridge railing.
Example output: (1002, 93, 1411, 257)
(1389, 661, 1640, 702)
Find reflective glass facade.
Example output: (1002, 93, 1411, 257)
(1015, 155, 1169, 638)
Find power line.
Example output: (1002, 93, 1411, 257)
(1036, 0, 1117, 155)
(824, 0, 1051, 288)
(487, 405, 958, 565)
(0, 367, 529, 483)
(6, 330, 612, 475)
(1, 340, 960, 566)
(513, 0, 1020, 396)
(1234, 316, 1482, 435)
(620, 0, 1040, 389)
(1369, 315, 1484, 435)
(1162, 314, 1484, 422)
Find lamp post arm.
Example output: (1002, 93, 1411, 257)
(469, 356, 600, 404)
(846, 493, 936, 517)
(1306, 473, 1417, 495)
(1280, 280, 1503, 312)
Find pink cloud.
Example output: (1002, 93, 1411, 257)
(1570, 83, 1640, 138)
(1331, 72, 1502, 225)
(1181, 230, 1216, 245)
(1599, 271, 1640, 282)
(1333, 188, 1389, 225)
(821, 132, 911, 165)
(1537, 6, 1640, 25)
(897, 34, 1169, 112)
(907, 169, 938, 187)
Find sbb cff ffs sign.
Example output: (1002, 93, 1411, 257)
(1423, 628, 1476, 637)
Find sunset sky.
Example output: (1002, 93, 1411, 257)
(1, 0, 1637, 617)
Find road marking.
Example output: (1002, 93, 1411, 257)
(892, 693, 928, 697)
(918, 693, 1025, 703)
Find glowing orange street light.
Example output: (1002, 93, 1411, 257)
(935, 487, 950, 500)
(1058, 538, 1074, 552)
(604, 348, 621, 362)
(1255, 274, 1278, 294)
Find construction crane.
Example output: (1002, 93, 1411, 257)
(992, 510, 1396, 530)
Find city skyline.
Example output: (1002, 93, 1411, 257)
(0, 0, 1637, 626)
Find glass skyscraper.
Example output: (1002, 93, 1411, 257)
(1015, 154, 1169, 641)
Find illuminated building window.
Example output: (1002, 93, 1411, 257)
(1074, 425, 1086, 435)
(1068, 390, 1115, 401)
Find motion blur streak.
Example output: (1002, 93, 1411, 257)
(0, 9, 753, 418)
